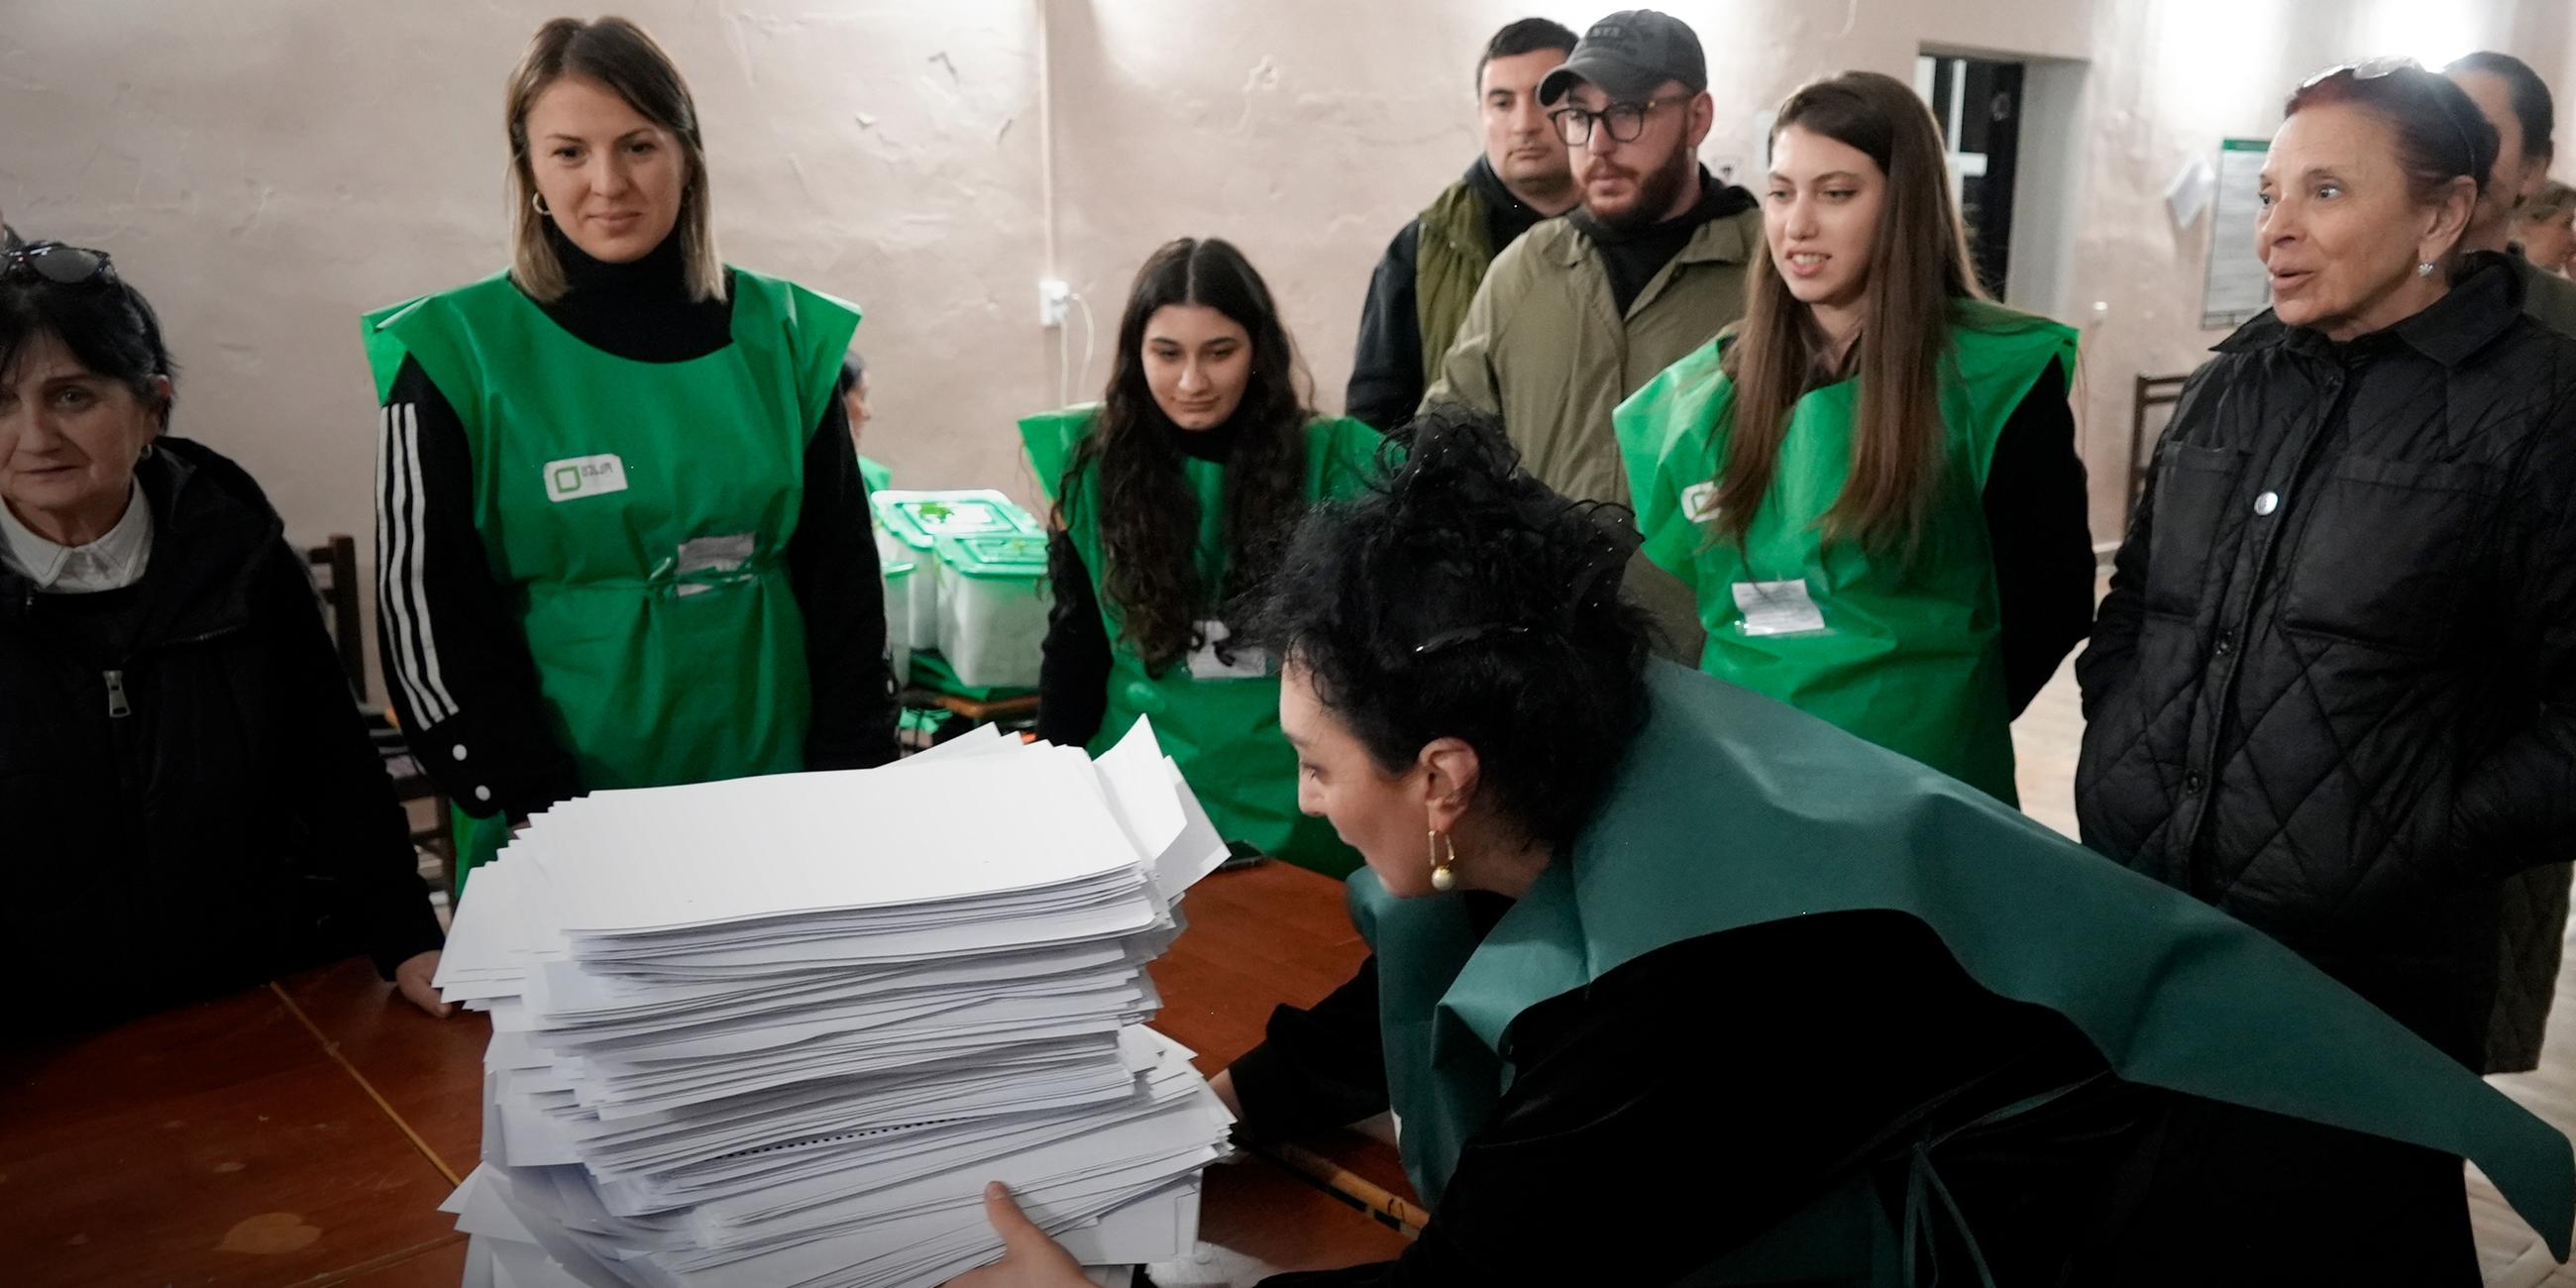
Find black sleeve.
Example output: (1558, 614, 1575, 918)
(1037, 529, 1112, 747)
(2075, 408, 2159, 725)
(1226, 955, 1390, 1135)
(1256, 914, 2103, 1288)
(1344, 223, 1428, 433)
(1981, 358, 2096, 717)
(2446, 399, 2576, 877)
(789, 396, 901, 771)
(257, 540, 444, 978)
(376, 356, 585, 821)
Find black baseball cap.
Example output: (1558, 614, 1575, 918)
(1539, 10, 1708, 105)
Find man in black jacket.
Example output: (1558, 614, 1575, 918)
(1342, 18, 1578, 431)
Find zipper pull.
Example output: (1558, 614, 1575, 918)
(104, 669, 132, 719)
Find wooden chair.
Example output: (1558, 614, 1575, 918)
(305, 536, 455, 890)
(2126, 374, 2192, 531)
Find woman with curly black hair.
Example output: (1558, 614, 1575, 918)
(961, 407, 2568, 1287)
(1022, 237, 1380, 877)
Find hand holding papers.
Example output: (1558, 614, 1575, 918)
(432, 719, 1234, 1288)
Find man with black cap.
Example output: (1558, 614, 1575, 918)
(1343, 17, 1580, 432)
(1425, 9, 1758, 658)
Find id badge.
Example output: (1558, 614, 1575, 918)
(674, 532, 757, 598)
(1732, 579, 1829, 637)
(1188, 619, 1272, 680)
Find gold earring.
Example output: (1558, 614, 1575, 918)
(1427, 828, 1457, 893)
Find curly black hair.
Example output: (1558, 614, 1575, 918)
(1058, 238, 1313, 673)
(1255, 403, 1651, 851)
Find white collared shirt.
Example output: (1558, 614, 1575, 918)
(0, 484, 155, 593)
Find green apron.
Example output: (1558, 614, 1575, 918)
(1614, 301, 2075, 803)
(1359, 661, 2576, 1279)
(363, 269, 860, 889)
(1020, 405, 1381, 877)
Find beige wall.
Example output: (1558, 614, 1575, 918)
(5, 0, 2571, 699)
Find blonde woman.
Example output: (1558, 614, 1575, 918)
(363, 18, 894, 890)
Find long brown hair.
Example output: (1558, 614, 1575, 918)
(1059, 239, 1315, 674)
(504, 17, 726, 303)
(1714, 70, 1981, 552)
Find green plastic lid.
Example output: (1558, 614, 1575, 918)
(871, 489, 1039, 550)
(934, 532, 1048, 581)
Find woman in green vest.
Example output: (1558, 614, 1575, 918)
(1615, 71, 2094, 804)
(1023, 238, 1381, 878)
(955, 408, 2568, 1288)
(362, 18, 897, 891)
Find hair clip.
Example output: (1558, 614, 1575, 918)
(1412, 623, 1533, 656)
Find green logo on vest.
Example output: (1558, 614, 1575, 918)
(544, 454, 629, 503)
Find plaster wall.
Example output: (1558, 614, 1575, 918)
(4, 0, 2570, 698)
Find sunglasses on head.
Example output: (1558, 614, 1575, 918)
(2, 242, 117, 286)
(2302, 54, 2422, 88)
(2299, 55, 2484, 180)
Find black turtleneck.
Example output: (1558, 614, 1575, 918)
(373, 230, 897, 823)
(536, 222, 735, 362)
(1572, 167, 1762, 317)
(1036, 405, 1251, 747)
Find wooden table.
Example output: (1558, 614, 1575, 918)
(1145, 864, 1422, 1216)
(902, 686, 1041, 727)
(0, 861, 1409, 1285)
(0, 973, 469, 1287)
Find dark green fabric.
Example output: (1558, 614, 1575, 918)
(1360, 661, 2573, 1272)
(2521, 254, 2576, 337)
(1412, 179, 1493, 380)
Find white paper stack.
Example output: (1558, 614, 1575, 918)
(431, 720, 1235, 1288)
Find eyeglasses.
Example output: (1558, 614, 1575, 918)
(2, 242, 117, 286)
(2299, 56, 2484, 180)
(1549, 95, 1690, 147)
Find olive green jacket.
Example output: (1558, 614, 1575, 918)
(1424, 205, 1763, 660)
(2520, 252, 2576, 337)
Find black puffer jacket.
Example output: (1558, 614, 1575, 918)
(2076, 256, 2576, 1068)
(0, 439, 443, 1035)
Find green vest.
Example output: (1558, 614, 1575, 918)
(362, 269, 859, 886)
(1615, 300, 2074, 804)
(1020, 406, 1381, 877)
(1359, 662, 2575, 1278)
(1414, 179, 1494, 379)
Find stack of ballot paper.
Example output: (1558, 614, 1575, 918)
(430, 719, 1236, 1288)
